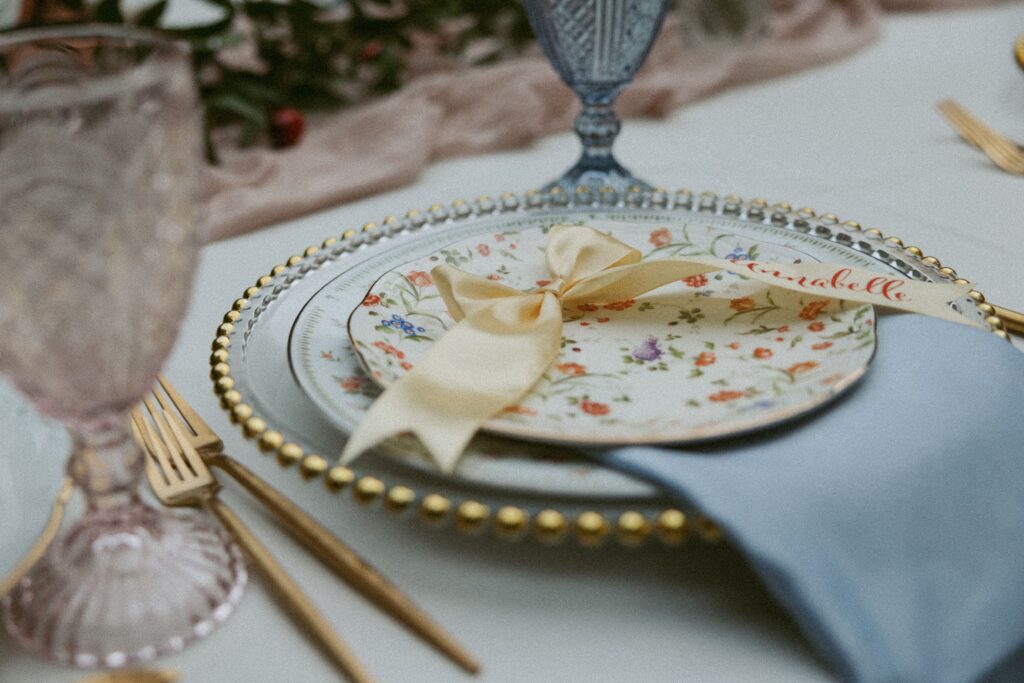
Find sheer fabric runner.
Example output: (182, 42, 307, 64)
(203, 0, 993, 240)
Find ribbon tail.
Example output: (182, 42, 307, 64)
(565, 254, 979, 330)
(339, 292, 564, 473)
(338, 379, 484, 474)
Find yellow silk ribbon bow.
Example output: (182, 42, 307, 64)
(340, 224, 976, 473)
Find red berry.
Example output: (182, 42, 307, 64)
(270, 108, 304, 148)
(360, 41, 382, 62)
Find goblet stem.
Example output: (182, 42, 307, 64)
(575, 100, 621, 162)
(544, 96, 653, 194)
(67, 414, 145, 511)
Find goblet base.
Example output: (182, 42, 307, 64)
(2, 500, 246, 669)
(541, 157, 654, 195)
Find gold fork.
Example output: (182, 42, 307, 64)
(0, 476, 74, 598)
(937, 99, 1024, 174)
(131, 404, 373, 683)
(993, 304, 1024, 337)
(149, 374, 479, 674)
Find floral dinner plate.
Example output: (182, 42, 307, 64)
(300, 220, 877, 450)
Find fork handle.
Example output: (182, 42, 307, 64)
(994, 305, 1024, 337)
(205, 497, 374, 683)
(208, 455, 479, 674)
(1, 476, 74, 598)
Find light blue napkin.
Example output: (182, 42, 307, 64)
(596, 315, 1024, 683)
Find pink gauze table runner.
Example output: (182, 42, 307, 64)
(203, 0, 994, 241)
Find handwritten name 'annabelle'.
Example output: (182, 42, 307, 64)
(737, 261, 908, 302)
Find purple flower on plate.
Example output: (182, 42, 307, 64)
(632, 336, 663, 362)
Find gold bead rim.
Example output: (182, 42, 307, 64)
(208, 190, 999, 548)
(353, 476, 386, 503)
(421, 493, 452, 521)
(386, 485, 416, 510)
(326, 464, 355, 488)
(300, 454, 328, 478)
(278, 442, 303, 467)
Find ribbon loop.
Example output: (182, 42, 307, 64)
(545, 224, 641, 291)
(433, 264, 523, 321)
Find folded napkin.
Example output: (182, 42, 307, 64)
(596, 315, 1024, 683)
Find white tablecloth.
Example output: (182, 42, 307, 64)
(4, 5, 1024, 681)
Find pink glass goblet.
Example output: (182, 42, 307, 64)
(0, 26, 246, 668)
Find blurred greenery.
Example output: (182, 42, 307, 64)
(32, 0, 536, 160)
(16, 0, 764, 160)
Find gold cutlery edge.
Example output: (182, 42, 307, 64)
(152, 374, 479, 674)
(77, 669, 179, 683)
(205, 495, 374, 683)
(132, 408, 374, 683)
(0, 476, 74, 598)
(207, 453, 480, 674)
(937, 99, 1024, 174)
(993, 305, 1024, 336)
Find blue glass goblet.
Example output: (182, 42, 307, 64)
(523, 0, 670, 193)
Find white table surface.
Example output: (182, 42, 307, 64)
(4, 4, 1024, 681)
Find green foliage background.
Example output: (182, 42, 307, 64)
(34, 0, 535, 158)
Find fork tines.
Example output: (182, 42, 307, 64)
(130, 401, 216, 506)
(937, 99, 1024, 174)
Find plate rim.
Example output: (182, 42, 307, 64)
(209, 189, 1006, 548)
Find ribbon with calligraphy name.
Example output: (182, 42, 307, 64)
(339, 224, 977, 473)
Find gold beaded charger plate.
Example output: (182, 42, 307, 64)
(211, 190, 1000, 546)
(0, 378, 70, 581)
(331, 223, 876, 448)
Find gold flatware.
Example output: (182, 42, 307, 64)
(937, 99, 1024, 175)
(149, 374, 479, 674)
(933, 100, 1024, 337)
(78, 669, 179, 683)
(131, 405, 373, 683)
(0, 476, 74, 597)
(993, 304, 1024, 337)
(1015, 32, 1024, 71)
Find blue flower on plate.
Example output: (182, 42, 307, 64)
(723, 247, 751, 278)
(382, 314, 426, 336)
